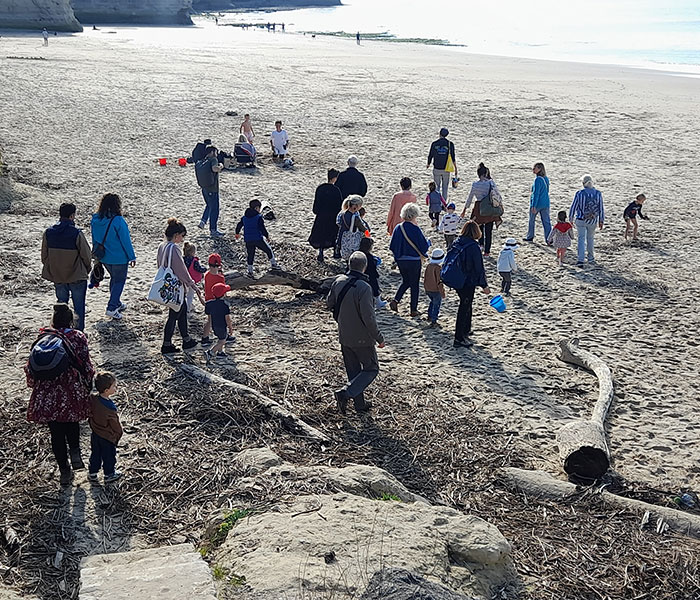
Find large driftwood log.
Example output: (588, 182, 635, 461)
(556, 339, 614, 482)
(502, 467, 700, 540)
(179, 364, 330, 443)
(224, 269, 332, 293)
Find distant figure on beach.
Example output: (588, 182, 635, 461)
(461, 162, 503, 257)
(270, 120, 289, 160)
(570, 175, 605, 266)
(240, 114, 255, 143)
(235, 199, 281, 277)
(336, 155, 368, 200)
(215, 17, 218, 25)
(309, 168, 343, 262)
(91, 193, 137, 320)
(327, 251, 385, 415)
(234, 134, 257, 166)
(195, 146, 224, 237)
(386, 177, 417, 235)
(25, 303, 95, 486)
(282, 23, 285, 32)
(42, 28, 49, 46)
(41, 203, 92, 331)
(547, 211, 575, 266)
(356, 32, 361, 45)
(427, 128, 457, 201)
(524, 162, 551, 243)
(624, 194, 649, 241)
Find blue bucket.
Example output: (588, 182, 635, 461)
(489, 295, 506, 313)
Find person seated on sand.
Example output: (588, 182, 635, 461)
(240, 114, 255, 143)
(234, 134, 257, 166)
(270, 120, 289, 160)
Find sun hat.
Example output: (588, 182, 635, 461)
(430, 248, 445, 264)
(347, 155, 358, 166)
(208, 253, 222, 266)
(503, 237, 519, 250)
(212, 282, 231, 298)
(447, 202, 456, 209)
(440, 127, 449, 137)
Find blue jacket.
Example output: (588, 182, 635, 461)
(90, 214, 136, 265)
(445, 236, 488, 289)
(530, 175, 550, 210)
(235, 208, 269, 242)
(389, 221, 430, 261)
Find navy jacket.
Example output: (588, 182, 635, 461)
(236, 208, 269, 242)
(450, 236, 488, 289)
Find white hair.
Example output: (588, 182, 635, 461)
(400, 202, 421, 221)
(347, 155, 358, 166)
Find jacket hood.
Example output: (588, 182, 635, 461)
(346, 270, 369, 282)
(244, 207, 259, 218)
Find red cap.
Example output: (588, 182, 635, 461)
(212, 282, 231, 298)
(208, 253, 222, 266)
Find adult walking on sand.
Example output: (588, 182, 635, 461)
(41, 203, 92, 331)
(327, 251, 385, 414)
(42, 28, 49, 46)
(195, 146, 225, 237)
(443, 221, 490, 348)
(389, 203, 430, 316)
(25, 303, 95, 486)
(158, 219, 205, 355)
(524, 162, 551, 242)
(336, 156, 368, 200)
(386, 177, 417, 235)
(460, 162, 503, 256)
(91, 193, 136, 320)
(427, 127, 457, 201)
(570, 175, 605, 266)
(309, 168, 343, 262)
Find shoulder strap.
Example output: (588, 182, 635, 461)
(399, 223, 427, 258)
(101, 216, 115, 246)
(332, 277, 358, 321)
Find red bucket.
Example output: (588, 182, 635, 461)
(178, 157, 187, 167)
(159, 158, 167, 166)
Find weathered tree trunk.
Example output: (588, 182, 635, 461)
(179, 364, 330, 443)
(556, 339, 615, 482)
(224, 269, 330, 293)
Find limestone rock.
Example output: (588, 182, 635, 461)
(79, 543, 217, 600)
(360, 568, 474, 600)
(0, 0, 82, 32)
(234, 447, 430, 503)
(215, 493, 512, 600)
(70, 0, 193, 25)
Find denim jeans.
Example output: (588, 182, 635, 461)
(88, 432, 117, 476)
(395, 259, 422, 312)
(426, 291, 442, 322)
(200, 188, 220, 232)
(103, 263, 128, 312)
(341, 345, 379, 410)
(54, 281, 87, 330)
(432, 169, 451, 201)
(576, 219, 597, 262)
(526, 207, 552, 241)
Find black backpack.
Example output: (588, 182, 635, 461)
(28, 329, 78, 381)
(195, 158, 216, 189)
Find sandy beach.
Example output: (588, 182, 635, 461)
(1, 20, 700, 598)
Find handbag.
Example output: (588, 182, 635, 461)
(399, 223, 428, 262)
(479, 181, 505, 217)
(92, 216, 115, 260)
(147, 243, 184, 310)
(445, 148, 456, 173)
(340, 213, 364, 259)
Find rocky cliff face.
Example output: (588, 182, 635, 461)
(192, 0, 339, 10)
(70, 0, 193, 25)
(0, 0, 82, 32)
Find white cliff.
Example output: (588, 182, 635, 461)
(0, 0, 82, 32)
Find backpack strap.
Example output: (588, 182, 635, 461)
(332, 276, 359, 322)
(399, 223, 427, 259)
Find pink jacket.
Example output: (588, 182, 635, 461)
(386, 190, 417, 234)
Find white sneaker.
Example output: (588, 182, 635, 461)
(210, 230, 225, 238)
(118, 302, 128, 312)
(105, 309, 122, 320)
(376, 299, 388, 309)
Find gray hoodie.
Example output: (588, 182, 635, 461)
(326, 271, 384, 347)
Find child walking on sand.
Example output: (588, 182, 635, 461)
(204, 282, 235, 361)
(201, 253, 226, 346)
(547, 211, 575, 266)
(359, 237, 387, 309)
(424, 248, 446, 326)
(88, 372, 123, 484)
(438, 203, 461, 249)
(235, 199, 281, 277)
(497, 238, 518, 296)
(426, 181, 446, 229)
(624, 194, 650, 240)
(240, 114, 255, 143)
(183, 242, 207, 310)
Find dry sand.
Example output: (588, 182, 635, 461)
(1, 21, 699, 506)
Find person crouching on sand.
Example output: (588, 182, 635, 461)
(624, 194, 650, 241)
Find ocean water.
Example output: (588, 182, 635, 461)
(218, 0, 700, 74)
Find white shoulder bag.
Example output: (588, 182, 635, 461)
(148, 243, 184, 310)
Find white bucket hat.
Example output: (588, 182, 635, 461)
(503, 237, 519, 250)
(430, 248, 445, 264)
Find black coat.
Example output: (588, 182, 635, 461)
(336, 167, 368, 199)
(308, 183, 343, 249)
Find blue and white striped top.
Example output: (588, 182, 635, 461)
(570, 187, 605, 225)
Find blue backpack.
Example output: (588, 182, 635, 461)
(440, 243, 467, 289)
(28, 330, 77, 381)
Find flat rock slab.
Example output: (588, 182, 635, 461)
(79, 544, 216, 600)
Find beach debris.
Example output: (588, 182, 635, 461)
(556, 338, 614, 483)
(225, 110, 238, 116)
(224, 268, 323, 293)
(640, 510, 650, 530)
(2, 525, 20, 552)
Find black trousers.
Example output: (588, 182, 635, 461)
(48, 421, 80, 468)
(164, 301, 188, 345)
(246, 240, 273, 265)
(455, 286, 476, 342)
(479, 222, 494, 254)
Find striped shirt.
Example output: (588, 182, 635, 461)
(463, 179, 492, 213)
(570, 187, 605, 225)
(438, 212, 461, 235)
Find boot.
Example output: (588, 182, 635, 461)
(59, 463, 73, 487)
(69, 448, 85, 470)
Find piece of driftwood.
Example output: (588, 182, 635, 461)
(501, 467, 700, 540)
(224, 269, 326, 292)
(556, 339, 614, 482)
(179, 364, 330, 443)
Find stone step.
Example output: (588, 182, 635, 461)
(80, 544, 217, 600)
